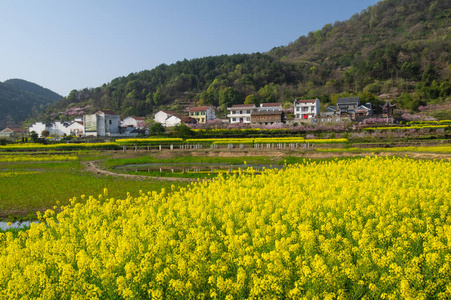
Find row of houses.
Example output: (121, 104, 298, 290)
(27, 110, 147, 138)
(154, 97, 374, 127)
(1, 97, 381, 139)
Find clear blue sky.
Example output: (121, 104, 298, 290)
(0, 0, 379, 96)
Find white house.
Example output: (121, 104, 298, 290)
(65, 121, 84, 137)
(227, 104, 258, 124)
(122, 116, 146, 129)
(28, 122, 49, 137)
(50, 122, 69, 136)
(154, 110, 196, 127)
(294, 99, 320, 120)
(188, 106, 216, 124)
(83, 110, 121, 136)
(154, 111, 174, 126)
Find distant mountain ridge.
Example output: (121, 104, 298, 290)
(4, 79, 62, 101)
(39, 0, 451, 121)
(0, 79, 62, 129)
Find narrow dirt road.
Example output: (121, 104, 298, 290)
(81, 161, 197, 182)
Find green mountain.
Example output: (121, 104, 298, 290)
(0, 79, 62, 129)
(4, 79, 62, 102)
(46, 0, 450, 120)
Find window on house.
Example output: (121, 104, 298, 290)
(232, 118, 236, 122)
(296, 107, 300, 112)
(201, 112, 205, 115)
(247, 110, 251, 114)
(109, 120, 112, 125)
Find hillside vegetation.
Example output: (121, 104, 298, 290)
(45, 0, 450, 120)
(0, 79, 62, 129)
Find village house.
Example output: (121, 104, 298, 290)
(336, 97, 360, 118)
(294, 99, 320, 120)
(188, 106, 216, 124)
(83, 110, 121, 136)
(250, 110, 283, 125)
(65, 121, 84, 137)
(154, 110, 196, 127)
(356, 103, 373, 117)
(122, 116, 146, 129)
(28, 122, 49, 137)
(227, 104, 258, 124)
(0, 127, 27, 140)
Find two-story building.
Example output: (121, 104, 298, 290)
(251, 111, 283, 125)
(294, 98, 320, 119)
(66, 121, 85, 137)
(83, 110, 121, 136)
(227, 104, 258, 124)
(336, 97, 360, 118)
(188, 106, 215, 124)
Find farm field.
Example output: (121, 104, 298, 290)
(0, 155, 450, 298)
(0, 151, 188, 221)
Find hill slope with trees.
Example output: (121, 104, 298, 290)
(0, 80, 62, 129)
(44, 0, 450, 121)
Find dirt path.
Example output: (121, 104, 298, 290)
(81, 161, 197, 182)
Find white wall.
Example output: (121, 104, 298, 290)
(154, 111, 171, 126)
(28, 122, 47, 137)
(165, 115, 182, 127)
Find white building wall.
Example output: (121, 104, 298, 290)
(154, 111, 171, 126)
(165, 115, 182, 127)
(122, 117, 138, 127)
(28, 122, 47, 137)
(294, 99, 320, 119)
(227, 107, 256, 124)
(65, 122, 84, 136)
(50, 122, 68, 136)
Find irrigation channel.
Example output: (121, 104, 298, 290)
(114, 163, 285, 175)
(0, 221, 34, 230)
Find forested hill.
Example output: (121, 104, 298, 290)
(45, 0, 450, 121)
(0, 80, 62, 129)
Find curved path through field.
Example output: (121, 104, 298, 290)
(82, 161, 197, 182)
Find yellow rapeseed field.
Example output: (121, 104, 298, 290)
(0, 157, 450, 299)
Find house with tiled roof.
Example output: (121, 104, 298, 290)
(188, 106, 215, 124)
(294, 99, 320, 120)
(66, 121, 84, 137)
(0, 127, 27, 140)
(336, 97, 360, 118)
(122, 116, 146, 129)
(226, 104, 258, 124)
